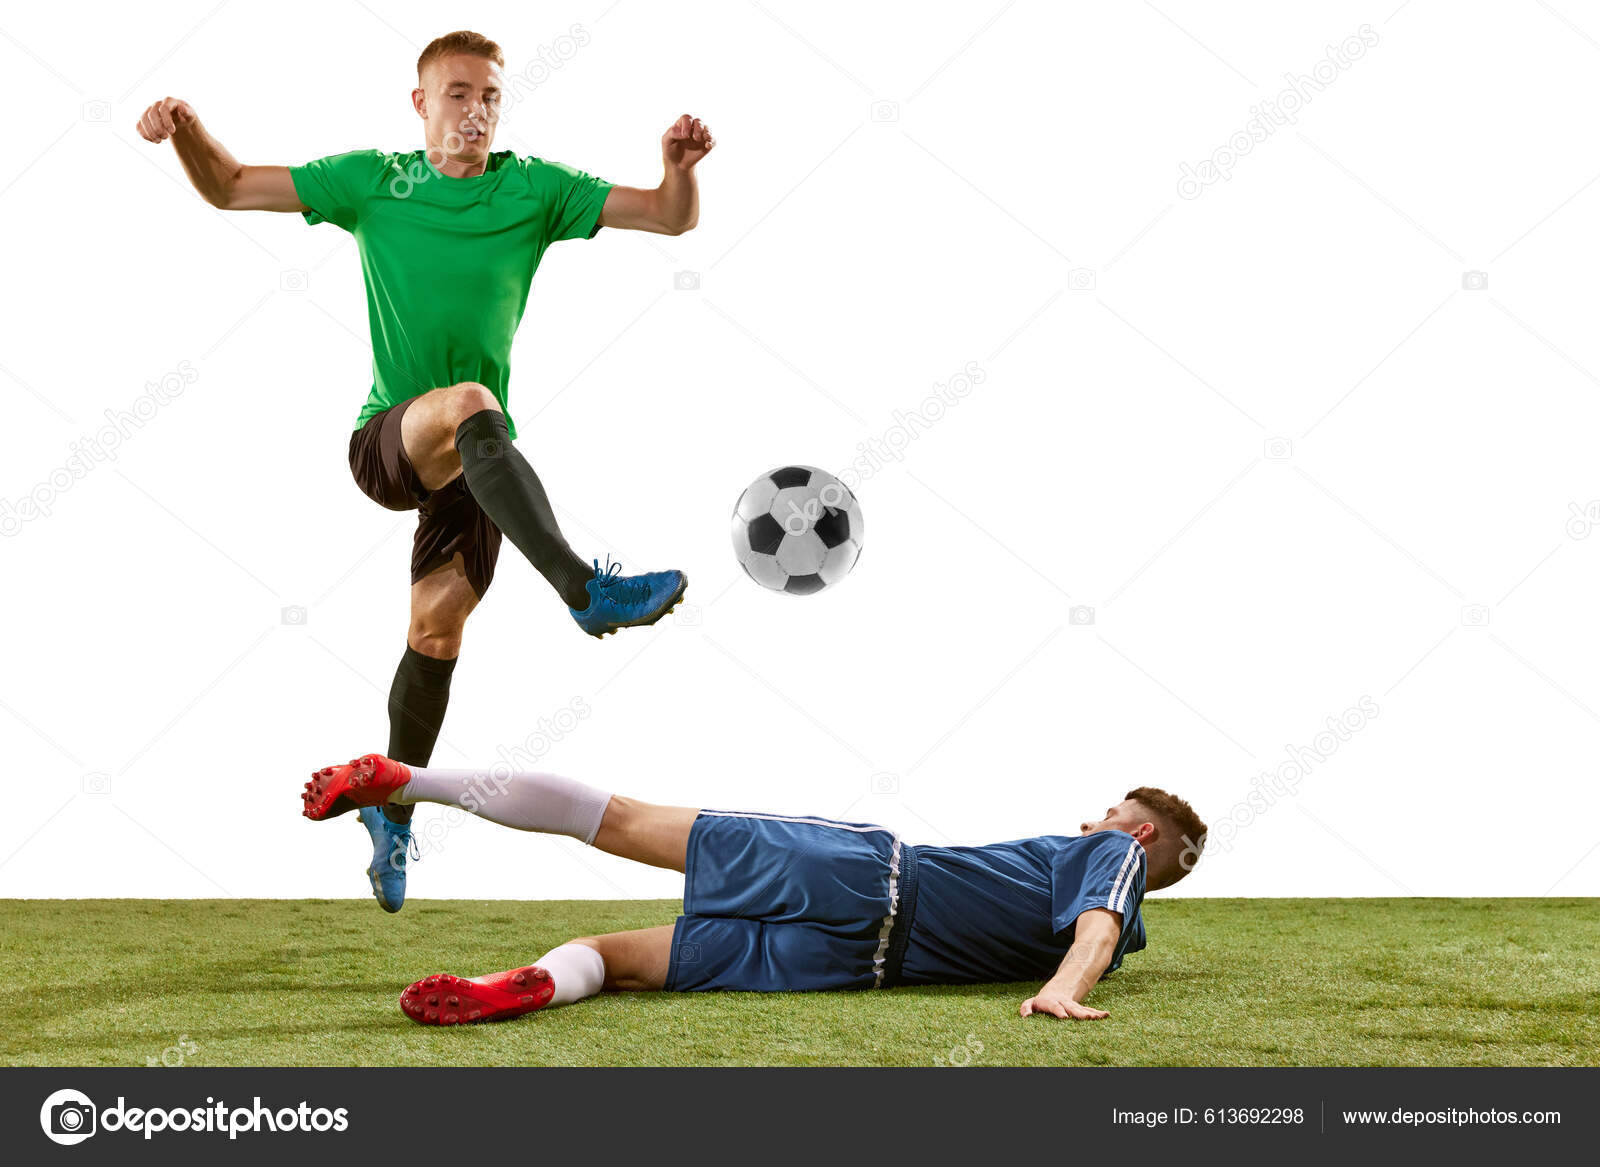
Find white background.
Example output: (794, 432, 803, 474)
(2, 0, 1597, 903)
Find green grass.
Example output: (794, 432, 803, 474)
(2, 898, 1597, 1066)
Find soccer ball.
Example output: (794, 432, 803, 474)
(731, 466, 864, 595)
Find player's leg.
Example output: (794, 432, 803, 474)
(591, 797, 699, 872)
(386, 559, 479, 815)
(356, 559, 479, 912)
(400, 382, 592, 608)
(398, 926, 673, 1026)
(386, 769, 698, 872)
(399, 382, 687, 635)
(572, 925, 674, 990)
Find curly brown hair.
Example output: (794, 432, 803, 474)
(1126, 786, 1208, 887)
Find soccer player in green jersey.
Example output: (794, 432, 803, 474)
(136, 29, 715, 911)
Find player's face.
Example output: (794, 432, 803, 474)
(417, 54, 504, 166)
(1080, 799, 1148, 837)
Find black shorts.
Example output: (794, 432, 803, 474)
(347, 396, 502, 598)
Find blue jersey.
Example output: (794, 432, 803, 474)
(895, 830, 1147, 986)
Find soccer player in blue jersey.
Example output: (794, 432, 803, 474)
(303, 754, 1208, 1023)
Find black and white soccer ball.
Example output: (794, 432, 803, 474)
(731, 466, 864, 595)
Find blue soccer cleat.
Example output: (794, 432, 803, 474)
(569, 557, 688, 639)
(358, 806, 418, 913)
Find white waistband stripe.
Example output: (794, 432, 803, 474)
(871, 836, 902, 989)
(699, 810, 895, 834)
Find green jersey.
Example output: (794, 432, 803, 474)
(289, 148, 613, 439)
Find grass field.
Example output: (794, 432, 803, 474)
(3, 898, 1597, 1067)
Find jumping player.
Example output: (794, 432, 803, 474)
(136, 31, 715, 913)
(301, 754, 1207, 1023)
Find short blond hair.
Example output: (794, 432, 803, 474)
(417, 30, 505, 79)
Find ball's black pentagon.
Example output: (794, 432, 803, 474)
(813, 505, 850, 548)
(769, 466, 812, 489)
(784, 572, 826, 596)
(746, 512, 785, 555)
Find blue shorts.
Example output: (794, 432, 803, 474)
(665, 811, 909, 992)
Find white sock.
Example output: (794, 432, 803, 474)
(531, 943, 606, 1006)
(392, 767, 612, 845)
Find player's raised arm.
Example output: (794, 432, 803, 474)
(134, 97, 306, 213)
(1019, 908, 1122, 1021)
(598, 113, 715, 235)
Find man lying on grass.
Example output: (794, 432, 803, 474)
(302, 755, 1207, 1025)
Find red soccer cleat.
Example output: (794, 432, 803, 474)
(301, 753, 412, 821)
(399, 967, 556, 1026)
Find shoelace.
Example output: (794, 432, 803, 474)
(591, 556, 650, 605)
(387, 826, 422, 870)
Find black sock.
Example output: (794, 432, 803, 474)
(454, 409, 594, 609)
(383, 645, 457, 824)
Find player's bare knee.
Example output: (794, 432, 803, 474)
(408, 609, 466, 658)
(444, 381, 499, 424)
(595, 794, 637, 839)
(408, 630, 461, 659)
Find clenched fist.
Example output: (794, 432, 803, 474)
(136, 97, 197, 143)
(662, 114, 715, 171)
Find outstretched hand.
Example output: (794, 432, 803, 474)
(1020, 990, 1109, 1021)
(136, 97, 197, 143)
(662, 114, 715, 171)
